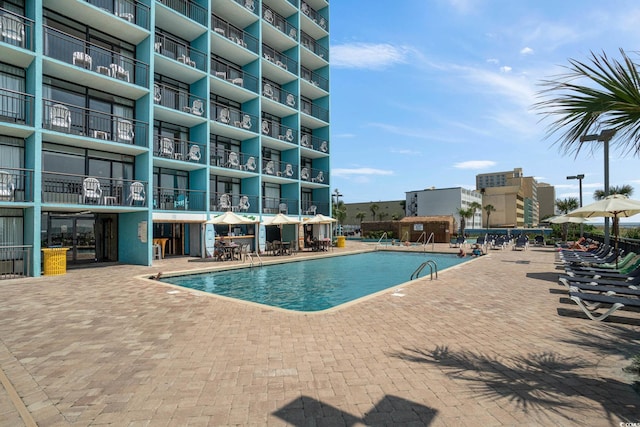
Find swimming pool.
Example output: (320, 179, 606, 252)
(160, 252, 469, 312)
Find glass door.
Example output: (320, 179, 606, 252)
(47, 215, 96, 264)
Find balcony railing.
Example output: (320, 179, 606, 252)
(301, 31, 328, 61)
(262, 158, 297, 179)
(153, 135, 205, 164)
(44, 26, 148, 87)
(154, 83, 205, 117)
(210, 147, 257, 172)
(0, 245, 31, 279)
(262, 196, 298, 215)
(211, 102, 257, 133)
(0, 88, 34, 126)
(300, 133, 328, 153)
(154, 33, 206, 72)
(84, 0, 151, 29)
(260, 118, 297, 143)
(229, 0, 259, 16)
(157, 0, 208, 26)
(301, 200, 329, 216)
(262, 81, 297, 109)
(262, 5, 298, 40)
(211, 58, 258, 93)
(301, 1, 328, 31)
(300, 166, 327, 184)
(0, 9, 34, 50)
(43, 99, 148, 147)
(301, 99, 328, 122)
(0, 167, 34, 203)
(154, 187, 206, 211)
(211, 191, 258, 213)
(301, 66, 328, 91)
(211, 14, 259, 54)
(42, 172, 148, 207)
(262, 44, 297, 73)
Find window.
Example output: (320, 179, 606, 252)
(0, 62, 26, 122)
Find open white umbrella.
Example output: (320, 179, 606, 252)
(263, 213, 300, 225)
(566, 194, 640, 266)
(205, 211, 258, 225)
(548, 215, 589, 224)
(302, 214, 337, 224)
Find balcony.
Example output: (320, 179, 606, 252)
(154, 33, 207, 73)
(43, 27, 149, 88)
(300, 166, 327, 184)
(84, 0, 151, 29)
(0, 88, 34, 126)
(211, 147, 257, 172)
(43, 100, 148, 148)
(300, 133, 328, 153)
(228, 0, 259, 16)
(260, 119, 297, 144)
(301, 66, 328, 92)
(262, 5, 298, 41)
(0, 167, 34, 203)
(301, 1, 328, 31)
(211, 102, 257, 133)
(262, 44, 297, 73)
(153, 187, 206, 211)
(211, 14, 259, 55)
(301, 31, 328, 61)
(262, 158, 297, 179)
(301, 99, 328, 122)
(262, 81, 297, 109)
(42, 172, 148, 207)
(154, 83, 206, 119)
(0, 245, 31, 280)
(157, 0, 208, 26)
(211, 191, 257, 213)
(211, 59, 258, 94)
(301, 200, 329, 216)
(154, 135, 205, 165)
(262, 196, 298, 215)
(0, 9, 34, 51)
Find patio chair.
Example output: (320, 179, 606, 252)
(190, 99, 204, 116)
(284, 163, 294, 178)
(301, 1, 310, 15)
(1, 13, 25, 47)
(159, 137, 174, 158)
(226, 151, 240, 168)
(264, 8, 274, 24)
(512, 235, 528, 251)
(218, 107, 231, 124)
(109, 63, 130, 82)
(244, 0, 255, 12)
(286, 93, 295, 107)
(0, 170, 15, 201)
(127, 181, 145, 205)
(72, 51, 92, 69)
(568, 291, 640, 321)
(117, 119, 134, 142)
(153, 84, 161, 103)
(241, 114, 252, 129)
(218, 193, 232, 211)
(319, 141, 328, 152)
(50, 104, 71, 131)
(82, 177, 102, 204)
(264, 160, 275, 175)
(300, 134, 311, 147)
(237, 195, 250, 212)
(282, 128, 294, 142)
(278, 203, 288, 214)
(300, 167, 310, 180)
(261, 120, 270, 135)
(243, 156, 257, 172)
(186, 145, 201, 162)
(304, 205, 317, 215)
(263, 83, 275, 100)
(311, 171, 324, 183)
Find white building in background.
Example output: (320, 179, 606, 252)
(405, 187, 483, 231)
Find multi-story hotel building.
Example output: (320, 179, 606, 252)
(0, 0, 330, 276)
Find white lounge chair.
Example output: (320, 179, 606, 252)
(82, 177, 102, 204)
(117, 119, 134, 142)
(50, 104, 71, 131)
(159, 137, 174, 158)
(127, 181, 145, 205)
(0, 170, 15, 201)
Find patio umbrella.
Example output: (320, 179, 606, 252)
(548, 215, 589, 224)
(205, 211, 259, 237)
(565, 194, 640, 267)
(263, 213, 300, 243)
(302, 214, 337, 224)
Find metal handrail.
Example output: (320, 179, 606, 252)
(375, 232, 388, 249)
(411, 260, 438, 280)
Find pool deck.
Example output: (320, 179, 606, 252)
(1, 241, 639, 426)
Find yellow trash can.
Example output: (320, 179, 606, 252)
(42, 248, 69, 276)
(336, 236, 346, 248)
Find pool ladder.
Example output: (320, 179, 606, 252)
(245, 251, 263, 267)
(411, 260, 438, 280)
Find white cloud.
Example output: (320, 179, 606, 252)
(520, 47, 534, 55)
(331, 43, 411, 69)
(500, 66, 512, 73)
(486, 58, 499, 64)
(453, 160, 497, 169)
(332, 167, 394, 177)
(390, 148, 422, 155)
(334, 133, 357, 139)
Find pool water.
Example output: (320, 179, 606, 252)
(160, 252, 468, 312)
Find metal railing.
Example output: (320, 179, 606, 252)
(210, 147, 256, 171)
(84, 0, 151, 29)
(301, 1, 328, 31)
(153, 187, 206, 211)
(301, 31, 328, 61)
(262, 196, 298, 215)
(262, 44, 297, 73)
(260, 118, 297, 142)
(411, 260, 437, 280)
(211, 192, 258, 213)
(300, 133, 329, 153)
(154, 32, 207, 72)
(43, 99, 148, 147)
(211, 102, 257, 133)
(211, 14, 259, 54)
(262, 80, 297, 109)
(0, 9, 34, 50)
(153, 83, 205, 118)
(211, 58, 258, 93)
(42, 172, 148, 207)
(262, 158, 298, 180)
(44, 26, 149, 87)
(301, 99, 329, 122)
(301, 66, 328, 91)
(158, 0, 208, 26)
(300, 166, 327, 184)
(153, 135, 205, 164)
(262, 5, 298, 40)
(0, 245, 31, 279)
(0, 88, 34, 126)
(229, 0, 259, 16)
(0, 167, 34, 202)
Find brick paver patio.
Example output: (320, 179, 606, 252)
(0, 242, 638, 426)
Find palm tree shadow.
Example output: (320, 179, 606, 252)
(387, 345, 638, 423)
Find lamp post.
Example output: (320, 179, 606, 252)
(332, 189, 343, 235)
(566, 174, 584, 237)
(579, 129, 616, 245)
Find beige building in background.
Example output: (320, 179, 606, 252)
(537, 182, 556, 220)
(477, 168, 539, 227)
(481, 186, 525, 228)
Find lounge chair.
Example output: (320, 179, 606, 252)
(568, 291, 640, 321)
(566, 283, 640, 296)
(512, 236, 528, 250)
(559, 275, 640, 290)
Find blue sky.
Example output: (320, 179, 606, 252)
(327, 0, 640, 211)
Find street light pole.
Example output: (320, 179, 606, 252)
(332, 188, 343, 235)
(566, 174, 584, 237)
(579, 129, 616, 246)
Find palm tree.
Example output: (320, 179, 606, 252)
(469, 201, 482, 229)
(483, 204, 496, 229)
(355, 212, 366, 234)
(332, 200, 346, 235)
(456, 208, 473, 237)
(593, 185, 634, 240)
(556, 197, 579, 241)
(534, 49, 640, 156)
(369, 203, 379, 221)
